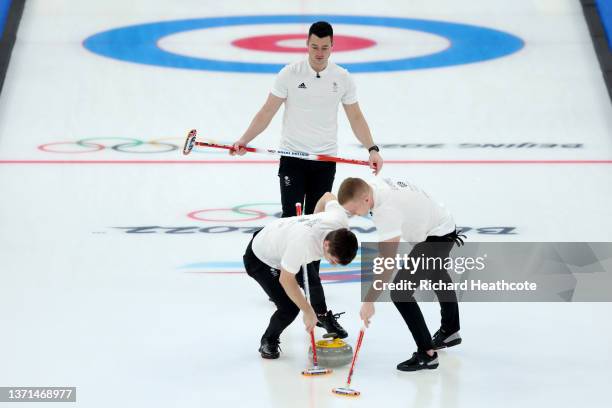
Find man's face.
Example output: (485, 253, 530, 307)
(307, 34, 332, 69)
(343, 192, 371, 216)
(323, 241, 340, 265)
(355, 193, 371, 216)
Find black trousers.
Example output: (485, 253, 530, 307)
(391, 232, 462, 352)
(243, 231, 321, 340)
(278, 156, 336, 315)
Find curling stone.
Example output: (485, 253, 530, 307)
(309, 337, 353, 368)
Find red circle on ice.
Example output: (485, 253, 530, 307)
(187, 208, 267, 222)
(232, 34, 376, 53)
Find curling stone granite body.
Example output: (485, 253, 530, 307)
(309, 338, 353, 367)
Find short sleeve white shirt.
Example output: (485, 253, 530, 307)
(252, 200, 350, 274)
(369, 178, 455, 243)
(271, 59, 357, 156)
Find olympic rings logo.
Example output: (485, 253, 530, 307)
(188, 203, 282, 222)
(37, 137, 217, 154)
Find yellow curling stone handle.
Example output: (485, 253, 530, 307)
(315, 338, 348, 348)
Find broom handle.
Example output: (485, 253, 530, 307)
(296, 202, 320, 367)
(346, 327, 366, 387)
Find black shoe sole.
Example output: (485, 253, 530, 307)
(258, 347, 280, 359)
(397, 363, 439, 372)
(316, 323, 348, 339)
(433, 338, 462, 351)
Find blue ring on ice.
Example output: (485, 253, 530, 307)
(83, 14, 524, 73)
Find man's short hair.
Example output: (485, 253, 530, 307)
(325, 228, 358, 265)
(308, 21, 333, 41)
(338, 177, 369, 205)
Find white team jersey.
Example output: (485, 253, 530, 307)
(252, 200, 350, 274)
(369, 178, 455, 243)
(270, 59, 358, 156)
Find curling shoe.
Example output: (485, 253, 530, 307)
(397, 351, 439, 372)
(316, 310, 348, 339)
(432, 328, 462, 350)
(259, 337, 281, 359)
